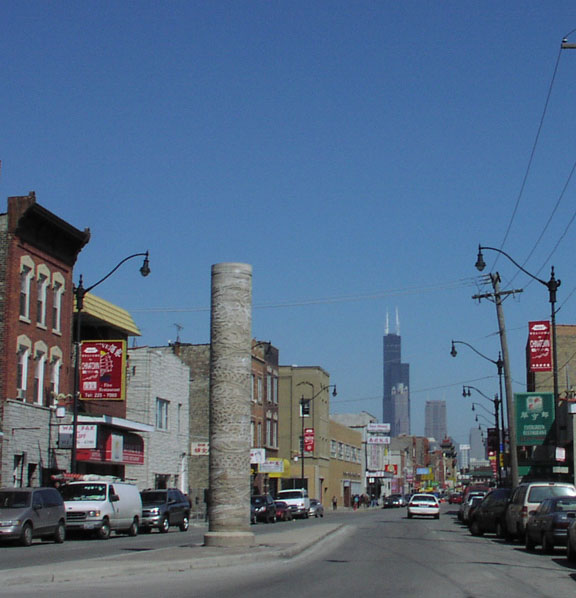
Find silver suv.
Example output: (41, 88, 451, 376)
(505, 481, 576, 540)
(0, 487, 66, 546)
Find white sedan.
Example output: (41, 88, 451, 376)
(407, 494, 440, 519)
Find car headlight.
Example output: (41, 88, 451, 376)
(87, 510, 101, 518)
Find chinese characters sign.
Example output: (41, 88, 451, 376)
(515, 392, 555, 445)
(528, 321, 552, 372)
(80, 340, 126, 400)
(304, 427, 315, 452)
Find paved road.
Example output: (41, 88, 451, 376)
(4, 505, 576, 597)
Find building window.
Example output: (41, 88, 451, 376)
(251, 420, 256, 446)
(17, 346, 29, 399)
(267, 375, 273, 403)
(20, 266, 33, 320)
(156, 398, 169, 430)
(52, 280, 63, 333)
(257, 422, 262, 447)
(34, 350, 46, 405)
(273, 377, 278, 404)
(256, 376, 263, 403)
(50, 357, 61, 405)
(251, 374, 255, 402)
(36, 272, 49, 327)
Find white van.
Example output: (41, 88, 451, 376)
(276, 489, 310, 518)
(61, 478, 142, 539)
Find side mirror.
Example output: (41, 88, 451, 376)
(110, 494, 120, 502)
(32, 502, 42, 510)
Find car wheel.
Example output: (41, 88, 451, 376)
(97, 519, 111, 540)
(179, 515, 190, 532)
(127, 518, 139, 537)
(525, 532, 536, 551)
(568, 538, 576, 562)
(20, 523, 33, 547)
(470, 520, 483, 536)
(542, 533, 554, 554)
(159, 516, 170, 533)
(407, 512, 412, 519)
(54, 521, 66, 544)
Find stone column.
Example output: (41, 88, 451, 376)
(204, 263, 255, 547)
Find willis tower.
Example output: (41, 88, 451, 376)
(383, 310, 410, 436)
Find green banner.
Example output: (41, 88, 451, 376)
(515, 392, 554, 445)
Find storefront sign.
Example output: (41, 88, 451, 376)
(191, 442, 210, 456)
(528, 321, 552, 372)
(58, 424, 98, 449)
(80, 340, 127, 400)
(367, 436, 390, 444)
(367, 423, 391, 433)
(515, 392, 555, 445)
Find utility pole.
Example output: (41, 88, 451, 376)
(473, 273, 522, 488)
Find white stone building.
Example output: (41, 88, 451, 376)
(125, 346, 190, 492)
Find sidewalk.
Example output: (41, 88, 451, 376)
(4, 521, 350, 588)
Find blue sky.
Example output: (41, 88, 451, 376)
(2, 2, 576, 444)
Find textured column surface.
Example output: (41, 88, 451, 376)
(204, 263, 255, 547)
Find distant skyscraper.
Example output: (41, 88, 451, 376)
(382, 309, 410, 436)
(424, 400, 447, 441)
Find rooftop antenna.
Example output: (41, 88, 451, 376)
(174, 323, 183, 344)
(396, 307, 400, 335)
(385, 310, 389, 335)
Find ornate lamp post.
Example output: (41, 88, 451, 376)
(296, 381, 337, 488)
(71, 251, 150, 474)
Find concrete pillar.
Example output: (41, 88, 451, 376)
(204, 263, 254, 547)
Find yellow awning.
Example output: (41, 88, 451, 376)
(78, 292, 141, 337)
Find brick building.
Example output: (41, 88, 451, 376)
(0, 192, 89, 486)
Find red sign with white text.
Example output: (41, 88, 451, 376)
(528, 321, 552, 372)
(304, 427, 315, 452)
(80, 340, 127, 400)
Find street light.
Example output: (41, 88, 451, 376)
(296, 381, 337, 489)
(71, 251, 150, 474)
(464, 384, 502, 484)
(451, 340, 506, 474)
(476, 245, 561, 454)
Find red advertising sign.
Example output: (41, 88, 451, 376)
(528, 321, 552, 372)
(304, 427, 315, 452)
(80, 340, 127, 400)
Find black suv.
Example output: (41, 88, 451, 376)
(468, 487, 511, 537)
(140, 489, 191, 533)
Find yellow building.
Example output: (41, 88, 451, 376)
(327, 420, 363, 508)
(277, 365, 334, 500)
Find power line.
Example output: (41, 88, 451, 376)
(132, 277, 480, 313)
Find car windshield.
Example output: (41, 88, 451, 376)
(528, 486, 576, 503)
(278, 491, 303, 500)
(60, 484, 106, 501)
(0, 491, 31, 508)
(251, 496, 266, 506)
(141, 492, 167, 505)
(411, 495, 436, 503)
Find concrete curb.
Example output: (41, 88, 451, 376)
(4, 523, 348, 588)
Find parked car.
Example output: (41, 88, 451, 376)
(61, 479, 142, 539)
(462, 494, 484, 525)
(505, 482, 576, 540)
(276, 489, 310, 518)
(309, 499, 324, 518)
(407, 494, 440, 519)
(524, 496, 576, 552)
(251, 494, 277, 523)
(383, 494, 406, 508)
(468, 487, 512, 537)
(449, 492, 463, 504)
(274, 501, 293, 522)
(458, 491, 486, 522)
(140, 489, 190, 533)
(566, 512, 576, 561)
(0, 487, 66, 546)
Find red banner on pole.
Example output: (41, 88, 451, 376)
(304, 427, 315, 452)
(80, 340, 127, 400)
(528, 321, 552, 372)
